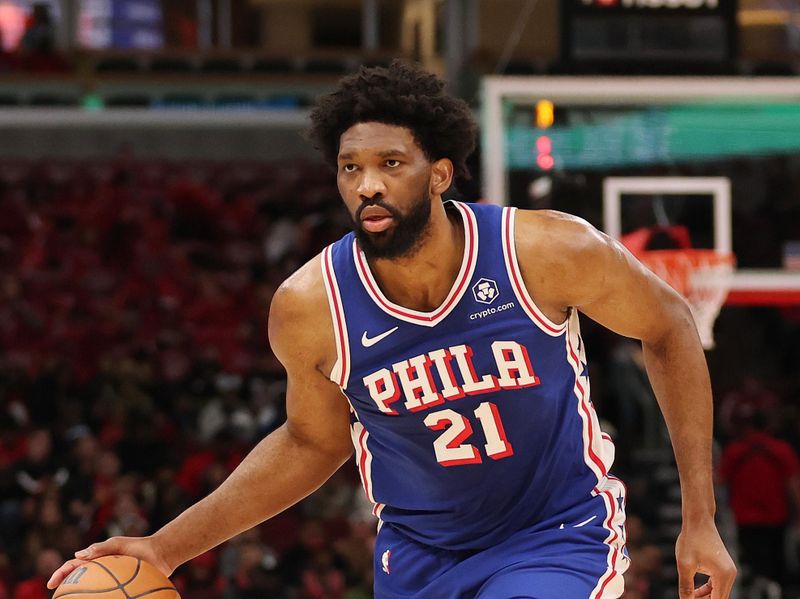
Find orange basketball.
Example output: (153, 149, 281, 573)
(53, 555, 179, 599)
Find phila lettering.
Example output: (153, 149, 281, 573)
(362, 341, 540, 415)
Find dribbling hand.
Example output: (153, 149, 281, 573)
(46, 536, 172, 590)
(675, 520, 736, 598)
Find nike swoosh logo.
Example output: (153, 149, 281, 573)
(361, 326, 399, 348)
(573, 515, 598, 528)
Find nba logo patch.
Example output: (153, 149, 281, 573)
(381, 549, 391, 574)
(472, 278, 499, 305)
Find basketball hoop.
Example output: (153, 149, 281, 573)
(638, 249, 736, 350)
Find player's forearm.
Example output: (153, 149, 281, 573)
(151, 423, 350, 571)
(642, 305, 716, 522)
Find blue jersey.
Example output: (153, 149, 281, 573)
(320, 201, 619, 552)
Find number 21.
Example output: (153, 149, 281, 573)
(423, 402, 514, 467)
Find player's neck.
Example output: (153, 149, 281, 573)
(367, 201, 464, 312)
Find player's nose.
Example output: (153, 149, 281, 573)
(356, 168, 387, 200)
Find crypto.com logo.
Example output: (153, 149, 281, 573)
(472, 278, 500, 305)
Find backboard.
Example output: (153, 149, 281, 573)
(482, 76, 800, 306)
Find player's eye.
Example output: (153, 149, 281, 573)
(385, 159, 400, 168)
(342, 164, 357, 173)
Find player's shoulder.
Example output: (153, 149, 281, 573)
(514, 208, 609, 265)
(269, 253, 335, 366)
(271, 253, 328, 323)
(511, 209, 622, 311)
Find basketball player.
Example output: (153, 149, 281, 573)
(49, 62, 735, 598)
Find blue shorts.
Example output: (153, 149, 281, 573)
(373, 479, 629, 599)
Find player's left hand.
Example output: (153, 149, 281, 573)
(675, 518, 736, 598)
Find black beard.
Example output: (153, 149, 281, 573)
(352, 195, 432, 260)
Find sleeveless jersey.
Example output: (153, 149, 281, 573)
(320, 201, 618, 551)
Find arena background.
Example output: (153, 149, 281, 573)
(1, 1, 800, 598)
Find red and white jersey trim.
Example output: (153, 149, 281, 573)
(347, 401, 383, 520)
(501, 207, 567, 337)
(352, 421, 375, 503)
(321, 246, 351, 387)
(350, 412, 378, 508)
(566, 312, 613, 482)
(352, 201, 479, 327)
(590, 476, 629, 599)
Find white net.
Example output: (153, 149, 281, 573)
(640, 250, 735, 350)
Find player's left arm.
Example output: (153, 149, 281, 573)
(514, 210, 736, 599)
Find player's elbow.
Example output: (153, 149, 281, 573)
(641, 290, 698, 351)
(284, 420, 354, 467)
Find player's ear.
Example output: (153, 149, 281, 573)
(430, 158, 454, 196)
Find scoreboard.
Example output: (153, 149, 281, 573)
(506, 102, 800, 171)
(560, 0, 738, 67)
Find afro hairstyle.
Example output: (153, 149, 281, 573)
(307, 60, 478, 181)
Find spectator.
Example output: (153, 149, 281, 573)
(16, 3, 66, 73)
(219, 531, 281, 599)
(718, 377, 781, 441)
(175, 551, 224, 599)
(18, 4, 54, 54)
(13, 429, 67, 499)
(281, 519, 344, 589)
(720, 409, 800, 595)
(13, 548, 61, 599)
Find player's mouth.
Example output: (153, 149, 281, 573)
(362, 215, 394, 233)
(360, 205, 395, 233)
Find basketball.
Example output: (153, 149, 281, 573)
(53, 556, 179, 599)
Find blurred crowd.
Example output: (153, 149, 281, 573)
(0, 158, 799, 599)
(0, 155, 349, 380)
(716, 381, 800, 599)
(0, 157, 376, 598)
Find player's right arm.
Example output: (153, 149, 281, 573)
(48, 255, 354, 589)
